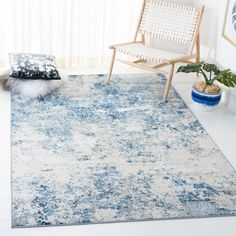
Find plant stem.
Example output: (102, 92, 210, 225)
(206, 80, 213, 86)
(200, 69, 209, 82)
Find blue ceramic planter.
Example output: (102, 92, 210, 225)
(192, 84, 222, 107)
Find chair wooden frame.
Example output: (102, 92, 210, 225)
(107, 0, 204, 102)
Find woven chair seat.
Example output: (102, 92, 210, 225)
(115, 43, 184, 63)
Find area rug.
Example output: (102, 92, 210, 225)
(11, 74, 236, 228)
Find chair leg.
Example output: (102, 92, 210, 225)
(164, 64, 175, 102)
(196, 33, 200, 77)
(107, 49, 116, 85)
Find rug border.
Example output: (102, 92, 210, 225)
(11, 213, 236, 229)
(10, 73, 236, 229)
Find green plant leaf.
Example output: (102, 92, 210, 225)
(177, 62, 203, 73)
(177, 62, 236, 89)
(202, 63, 220, 75)
(215, 69, 236, 88)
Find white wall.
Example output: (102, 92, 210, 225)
(194, 0, 218, 61)
(196, 0, 236, 71)
(216, 1, 236, 71)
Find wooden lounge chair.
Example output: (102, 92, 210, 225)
(107, 0, 204, 102)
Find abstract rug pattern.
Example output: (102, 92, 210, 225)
(11, 74, 236, 227)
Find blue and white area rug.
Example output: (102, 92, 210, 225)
(11, 74, 236, 228)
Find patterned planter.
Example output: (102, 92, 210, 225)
(192, 84, 222, 107)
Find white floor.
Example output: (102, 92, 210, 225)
(0, 64, 236, 236)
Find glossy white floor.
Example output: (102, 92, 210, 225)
(0, 64, 236, 236)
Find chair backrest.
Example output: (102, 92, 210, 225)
(138, 0, 204, 46)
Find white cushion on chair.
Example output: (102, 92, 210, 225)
(114, 43, 185, 63)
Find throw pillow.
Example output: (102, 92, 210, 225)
(9, 53, 61, 80)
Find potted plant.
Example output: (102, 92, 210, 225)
(177, 62, 236, 107)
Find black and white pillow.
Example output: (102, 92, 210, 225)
(9, 53, 61, 80)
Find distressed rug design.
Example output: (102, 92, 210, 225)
(11, 74, 236, 227)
